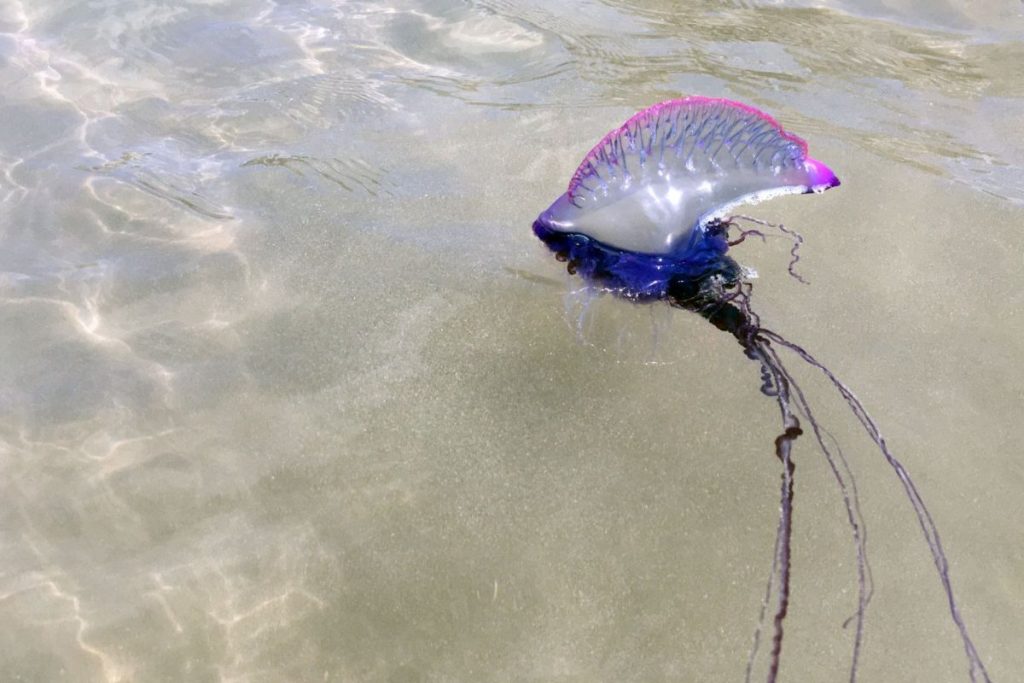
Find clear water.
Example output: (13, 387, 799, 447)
(1, 1, 1021, 681)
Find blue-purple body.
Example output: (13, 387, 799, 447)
(532, 215, 738, 301)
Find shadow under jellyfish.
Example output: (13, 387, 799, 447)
(531, 97, 991, 682)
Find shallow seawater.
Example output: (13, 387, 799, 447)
(1, 0, 1022, 681)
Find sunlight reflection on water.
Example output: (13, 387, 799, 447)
(1, 0, 1022, 681)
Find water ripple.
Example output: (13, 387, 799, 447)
(2, 0, 1023, 680)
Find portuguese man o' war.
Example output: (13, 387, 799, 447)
(531, 97, 992, 682)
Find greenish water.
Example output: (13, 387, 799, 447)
(1, 0, 1021, 681)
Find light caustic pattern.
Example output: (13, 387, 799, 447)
(2, 0, 1023, 681)
(0, 1, 337, 680)
(1, 0, 527, 678)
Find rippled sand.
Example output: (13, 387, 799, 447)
(1, 1, 1022, 681)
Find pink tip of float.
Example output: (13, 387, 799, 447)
(804, 157, 840, 191)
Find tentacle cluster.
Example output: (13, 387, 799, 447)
(667, 253, 991, 683)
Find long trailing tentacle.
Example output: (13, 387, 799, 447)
(745, 507, 784, 683)
(744, 281, 874, 677)
(735, 284, 871, 681)
(723, 234, 879, 682)
(738, 334, 802, 683)
(758, 328, 992, 683)
(760, 348, 800, 683)
(678, 282, 800, 683)
(675, 278, 985, 683)
(760, 341, 871, 681)
(740, 290, 800, 683)
(826, 431, 876, 635)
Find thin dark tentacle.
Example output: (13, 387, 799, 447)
(726, 215, 809, 284)
(761, 342, 870, 681)
(728, 228, 769, 247)
(742, 298, 799, 683)
(825, 430, 876, 632)
(758, 328, 992, 683)
(756, 341, 800, 683)
(766, 397, 799, 683)
(745, 511, 784, 683)
(745, 274, 875, 641)
(775, 223, 808, 285)
(679, 286, 800, 682)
